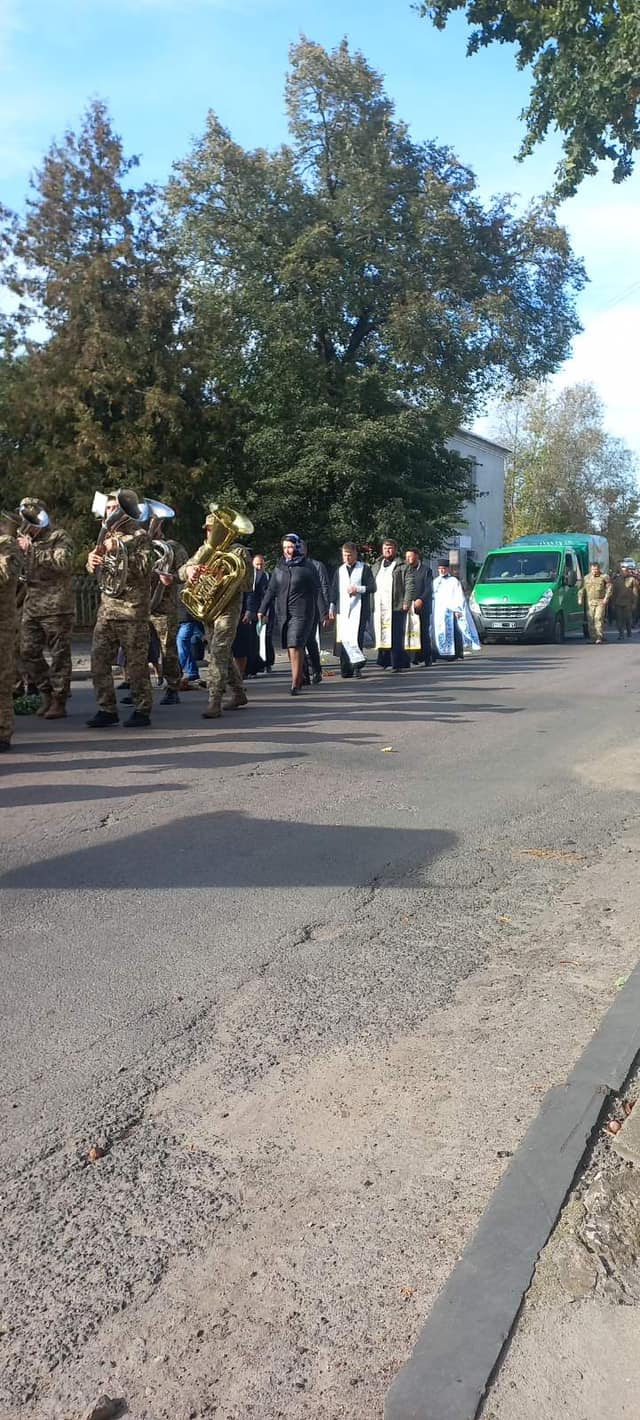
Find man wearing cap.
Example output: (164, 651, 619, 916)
(180, 509, 252, 719)
(17, 498, 75, 720)
(578, 561, 612, 644)
(142, 516, 188, 706)
(432, 557, 465, 659)
(0, 512, 24, 752)
(86, 490, 154, 728)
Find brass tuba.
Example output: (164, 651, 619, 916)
(92, 488, 149, 598)
(181, 503, 254, 621)
(146, 499, 177, 613)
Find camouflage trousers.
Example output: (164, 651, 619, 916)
(614, 605, 633, 638)
(0, 621, 16, 741)
(204, 593, 243, 707)
(586, 603, 607, 643)
(20, 611, 74, 699)
(150, 613, 181, 691)
(91, 611, 152, 715)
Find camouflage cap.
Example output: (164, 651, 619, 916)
(20, 496, 47, 516)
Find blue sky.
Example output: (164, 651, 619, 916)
(2, 0, 639, 455)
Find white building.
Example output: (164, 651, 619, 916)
(439, 429, 510, 579)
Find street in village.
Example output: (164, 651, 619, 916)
(2, 641, 640, 1420)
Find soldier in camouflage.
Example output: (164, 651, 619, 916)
(578, 561, 612, 644)
(180, 510, 251, 719)
(18, 498, 75, 719)
(0, 512, 24, 752)
(610, 564, 638, 640)
(148, 522, 188, 706)
(86, 490, 154, 728)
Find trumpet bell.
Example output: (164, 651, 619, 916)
(92, 491, 108, 518)
(145, 498, 175, 523)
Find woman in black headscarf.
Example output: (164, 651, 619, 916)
(258, 535, 320, 695)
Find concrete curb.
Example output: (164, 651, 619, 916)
(384, 961, 640, 1420)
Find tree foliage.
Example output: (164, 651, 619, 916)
(0, 43, 586, 562)
(1, 101, 213, 554)
(167, 36, 584, 556)
(420, 0, 640, 198)
(497, 381, 640, 562)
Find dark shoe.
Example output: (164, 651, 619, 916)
(160, 689, 180, 705)
(123, 710, 151, 728)
(290, 686, 300, 696)
(202, 702, 222, 719)
(312, 671, 322, 684)
(120, 694, 134, 704)
(87, 711, 119, 728)
(36, 692, 53, 717)
(354, 667, 363, 679)
(0, 738, 11, 752)
(119, 681, 130, 690)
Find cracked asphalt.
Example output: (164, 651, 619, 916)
(2, 643, 639, 1419)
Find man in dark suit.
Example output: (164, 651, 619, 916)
(405, 547, 433, 665)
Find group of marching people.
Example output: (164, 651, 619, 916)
(0, 491, 480, 751)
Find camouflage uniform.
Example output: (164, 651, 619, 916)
(20, 525, 75, 704)
(611, 573, 637, 639)
(578, 571, 612, 643)
(90, 530, 153, 715)
(180, 543, 250, 712)
(150, 540, 188, 692)
(0, 535, 23, 746)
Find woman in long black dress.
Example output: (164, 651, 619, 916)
(258, 535, 320, 695)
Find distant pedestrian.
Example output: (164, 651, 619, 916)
(431, 559, 465, 660)
(611, 564, 637, 640)
(578, 562, 612, 644)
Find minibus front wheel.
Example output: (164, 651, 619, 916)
(549, 613, 565, 644)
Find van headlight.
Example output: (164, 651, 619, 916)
(526, 589, 553, 618)
(470, 593, 480, 615)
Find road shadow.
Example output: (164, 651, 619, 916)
(1, 811, 457, 891)
(2, 782, 190, 810)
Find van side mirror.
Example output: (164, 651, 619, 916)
(564, 569, 576, 587)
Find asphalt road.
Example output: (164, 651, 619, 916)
(2, 641, 639, 1419)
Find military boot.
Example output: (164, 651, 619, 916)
(202, 699, 222, 719)
(43, 695, 67, 719)
(224, 687, 248, 710)
(36, 692, 52, 717)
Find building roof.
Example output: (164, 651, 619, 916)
(454, 428, 511, 455)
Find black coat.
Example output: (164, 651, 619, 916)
(259, 557, 321, 648)
(410, 562, 433, 611)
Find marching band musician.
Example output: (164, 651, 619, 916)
(180, 508, 252, 720)
(18, 498, 75, 720)
(86, 490, 154, 729)
(145, 513, 188, 707)
(0, 511, 24, 752)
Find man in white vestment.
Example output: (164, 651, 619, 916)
(371, 538, 415, 671)
(431, 558, 466, 660)
(329, 542, 376, 679)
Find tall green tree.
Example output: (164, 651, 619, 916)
(2, 100, 213, 552)
(167, 37, 585, 558)
(497, 381, 640, 561)
(420, 0, 640, 198)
